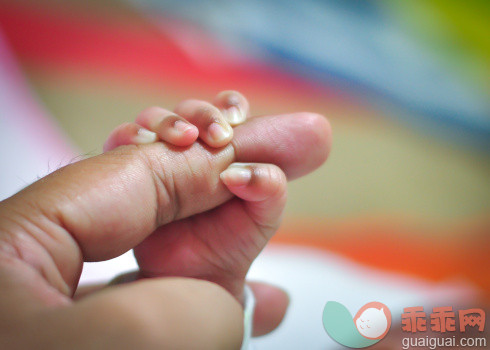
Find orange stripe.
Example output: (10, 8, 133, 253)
(272, 218, 490, 294)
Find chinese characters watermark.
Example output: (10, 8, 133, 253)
(402, 306, 485, 334)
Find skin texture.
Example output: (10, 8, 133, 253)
(0, 111, 331, 349)
(103, 91, 294, 336)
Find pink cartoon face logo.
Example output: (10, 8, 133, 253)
(353, 302, 392, 340)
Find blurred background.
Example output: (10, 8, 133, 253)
(0, 0, 489, 348)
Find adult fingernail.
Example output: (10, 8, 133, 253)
(134, 128, 157, 144)
(222, 106, 246, 126)
(220, 163, 252, 186)
(174, 120, 197, 135)
(208, 122, 232, 142)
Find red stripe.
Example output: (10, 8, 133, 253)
(0, 3, 353, 107)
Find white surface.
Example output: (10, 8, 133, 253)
(248, 245, 475, 349)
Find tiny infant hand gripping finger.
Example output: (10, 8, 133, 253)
(104, 91, 285, 303)
(0, 90, 331, 349)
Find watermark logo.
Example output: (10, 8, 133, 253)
(401, 306, 486, 349)
(401, 306, 485, 333)
(323, 301, 392, 348)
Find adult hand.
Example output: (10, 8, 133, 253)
(0, 112, 330, 349)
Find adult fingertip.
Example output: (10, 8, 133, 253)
(306, 112, 332, 164)
(232, 112, 332, 180)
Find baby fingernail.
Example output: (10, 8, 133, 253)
(174, 120, 197, 135)
(220, 163, 252, 186)
(134, 128, 157, 144)
(208, 122, 232, 142)
(223, 106, 246, 126)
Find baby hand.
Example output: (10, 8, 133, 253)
(103, 91, 286, 304)
(104, 90, 248, 150)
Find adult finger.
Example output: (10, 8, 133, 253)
(76, 274, 289, 338)
(232, 113, 331, 180)
(2, 278, 243, 350)
(0, 112, 330, 294)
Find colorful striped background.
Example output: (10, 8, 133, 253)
(1, 0, 488, 300)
